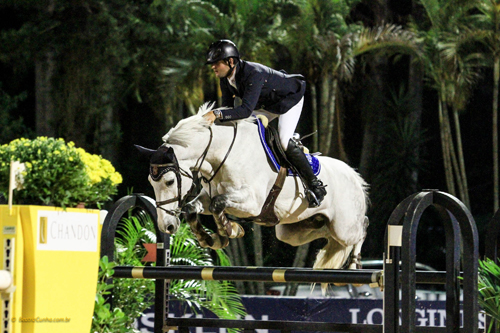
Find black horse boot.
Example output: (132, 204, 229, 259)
(285, 139, 327, 208)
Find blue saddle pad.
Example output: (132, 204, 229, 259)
(255, 117, 321, 176)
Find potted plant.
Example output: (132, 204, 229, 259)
(0, 136, 122, 333)
(0, 137, 122, 208)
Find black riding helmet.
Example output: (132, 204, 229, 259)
(206, 39, 240, 64)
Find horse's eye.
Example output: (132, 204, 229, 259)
(165, 179, 175, 187)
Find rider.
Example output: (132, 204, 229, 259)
(203, 39, 327, 208)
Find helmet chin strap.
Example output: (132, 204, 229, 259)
(224, 59, 236, 78)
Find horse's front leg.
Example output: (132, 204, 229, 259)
(182, 193, 229, 250)
(209, 186, 258, 239)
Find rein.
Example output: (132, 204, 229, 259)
(153, 122, 238, 218)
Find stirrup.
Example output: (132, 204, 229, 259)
(305, 189, 322, 208)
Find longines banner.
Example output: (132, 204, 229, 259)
(136, 297, 486, 332)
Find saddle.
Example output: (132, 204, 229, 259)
(255, 116, 321, 176)
(251, 116, 320, 226)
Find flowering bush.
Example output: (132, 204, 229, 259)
(0, 137, 122, 208)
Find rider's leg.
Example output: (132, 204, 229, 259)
(278, 98, 327, 208)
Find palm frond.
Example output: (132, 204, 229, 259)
(478, 258, 500, 330)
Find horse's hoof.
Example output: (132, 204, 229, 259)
(209, 234, 229, 250)
(209, 195, 227, 214)
(198, 235, 214, 248)
(229, 222, 245, 239)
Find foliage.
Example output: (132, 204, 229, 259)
(0, 137, 122, 207)
(92, 211, 246, 332)
(169, 218, 246, 320)
(478, 258, 500, 332)
(92, 256, 130, 333)
(370, 85, 427, 225)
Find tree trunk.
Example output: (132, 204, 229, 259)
(493, 58, 499, 212)
(452, 108, 469, 208)
(323, 78, 338, 156)
(334, 94, 349, 162)
(310, 83, 319, 152)
(438, 94, 456, 196)
(444, 107, 465, 202)
(318, 76, 330, 154)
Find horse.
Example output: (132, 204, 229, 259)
(136, 102, 369, 272)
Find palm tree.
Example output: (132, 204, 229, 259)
(277, 0, 363, 157)
(408, 0, 482, 208)
(467, 0, 500, 212)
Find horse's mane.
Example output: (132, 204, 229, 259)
(162, 102, 215, 147)
(162, 102, 252, 147)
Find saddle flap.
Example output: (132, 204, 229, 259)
(254, 116, 321, 176)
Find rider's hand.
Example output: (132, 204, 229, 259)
(203, 111, 217, 124)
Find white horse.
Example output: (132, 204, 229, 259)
(136, 102, 369, 271)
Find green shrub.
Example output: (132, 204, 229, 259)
(0, 137, 122, 208)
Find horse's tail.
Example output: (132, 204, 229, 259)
(313, 238, 354, 294)
(313, 238, 353, 271)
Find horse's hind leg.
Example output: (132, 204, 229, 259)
(275, 214, 329, 246)
(348, 216, 369, 269)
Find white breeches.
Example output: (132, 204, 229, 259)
(252, 97, 304, 151)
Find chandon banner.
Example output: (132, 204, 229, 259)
(136, 297, 485, 332)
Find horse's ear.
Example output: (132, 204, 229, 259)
(164, 146, 178, 164)
(134, 144, 156, 158)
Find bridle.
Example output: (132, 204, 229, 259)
(151, 122, 238, 218)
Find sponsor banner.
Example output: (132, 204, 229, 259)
(37, 211, 99, 252)
(136, 297, 486, 333)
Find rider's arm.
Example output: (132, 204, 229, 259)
(218, 69, 264, 121)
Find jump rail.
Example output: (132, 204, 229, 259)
(102, 191, 479, 333)
(112, 265, 451, 285)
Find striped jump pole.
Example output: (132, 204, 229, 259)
(113, 265, 383, 285)
(112, 265, 450, 285)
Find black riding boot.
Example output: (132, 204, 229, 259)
(285, 139, 327, 208)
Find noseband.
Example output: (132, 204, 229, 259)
(151, 123, 238, 219)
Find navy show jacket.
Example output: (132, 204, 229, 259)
(218, 60, 306, 121)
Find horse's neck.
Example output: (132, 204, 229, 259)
(171, 123, 236, 168)
(175, 121, 259, 175)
